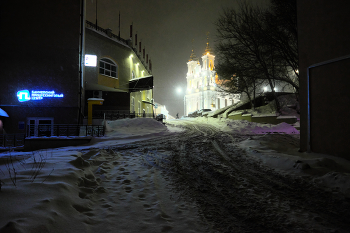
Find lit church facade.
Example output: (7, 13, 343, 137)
(184, 44, 240, 116)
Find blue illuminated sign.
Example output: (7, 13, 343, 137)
(17, 90, 64, 102)
(17, 90, 31, 102)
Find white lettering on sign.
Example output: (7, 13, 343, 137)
(17, 90, 64, 102)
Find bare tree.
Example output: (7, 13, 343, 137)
(215, 0, 298, 112)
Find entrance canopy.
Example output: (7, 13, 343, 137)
(0, 108, 9, 117)
(129, 75, 153, 92)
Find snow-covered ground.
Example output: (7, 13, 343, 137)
(1, 117, 350, 232)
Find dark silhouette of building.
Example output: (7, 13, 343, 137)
(298, 0, 350, 159)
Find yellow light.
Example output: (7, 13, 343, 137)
(207, 52, 209, 55)
(129, 54, 133, 58)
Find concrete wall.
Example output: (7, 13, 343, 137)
(0, 0, 82, 133)
(298, 0, 350, 159)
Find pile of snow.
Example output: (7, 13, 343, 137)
(218, 93, 300, 119)
(183, 117, 299, 135)
(104, 118, 167, 138)
(250, 122, 299, 134)
(0, 148, 205, 232)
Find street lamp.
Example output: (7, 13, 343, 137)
(176, 87, 182, 94)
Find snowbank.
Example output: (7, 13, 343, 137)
(177, 117, 299, 135)
(104, 118, 168, 138)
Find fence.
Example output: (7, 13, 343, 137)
(0, 134, 25, 149)
(92, 110, 155, 120)
(26, 124, 105, 138)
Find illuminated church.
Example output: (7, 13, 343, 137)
(184, 41, 240, 116)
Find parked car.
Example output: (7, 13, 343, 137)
(188, 109, 212, 117)
(156, 114, 165, 122)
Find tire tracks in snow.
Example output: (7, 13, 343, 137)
(147, 120, 350, 233)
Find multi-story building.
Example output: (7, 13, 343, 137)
(84, 21, 154, 123)
(184, 42, 240, 116)
(0, 0, 154, 137)
(0, 0, 84, 135)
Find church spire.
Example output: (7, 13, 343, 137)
(204, 32, 213, 55)
(189, 39, 198, 61)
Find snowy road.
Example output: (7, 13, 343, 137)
(1, 118, 350, 232)
(103, 119, 350, 233)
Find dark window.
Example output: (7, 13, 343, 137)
(99, 58, 117, 78)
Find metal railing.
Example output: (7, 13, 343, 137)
(92, 110, 155, 120)
(0, 134, 25, 149)
(86, 20, 130, 45)
(85, 20, 152, 74)
(26, 124, 105, 138)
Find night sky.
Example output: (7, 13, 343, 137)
(86, 0, 269, 117)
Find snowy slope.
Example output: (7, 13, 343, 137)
(0, 117, 349, 232)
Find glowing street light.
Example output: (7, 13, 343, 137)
(177, 87, 182, 94)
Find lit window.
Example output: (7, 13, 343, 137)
(99, 58, 117, 78)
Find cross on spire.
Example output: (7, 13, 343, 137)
(204, 32, 212, 55)
(189, 39, 198, 61)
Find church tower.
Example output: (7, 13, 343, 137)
(184, 34, 239, 116)
(202, 36, 215, 72)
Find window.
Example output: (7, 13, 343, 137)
(99, 58, 117, 78)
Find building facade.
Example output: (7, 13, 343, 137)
(184, 44, 240, 116)
(0, 0, 83, 135)
(0, 0, 154, 137)
(84, 22, 153, 120)
(297, 0, 350, 159)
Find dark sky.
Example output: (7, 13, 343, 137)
(86, 0, 269, 117)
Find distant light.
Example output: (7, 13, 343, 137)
(129, 54, 133, 58)
(177, 87, 182, 93)
(136, 63, 139, 66)
(296, 69, 299, 74)
(85, 55, 97, 67)
(274, 87, 277, 91)
(263, 87, 267, 91)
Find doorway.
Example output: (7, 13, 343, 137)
(27, 117, 54, 137)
